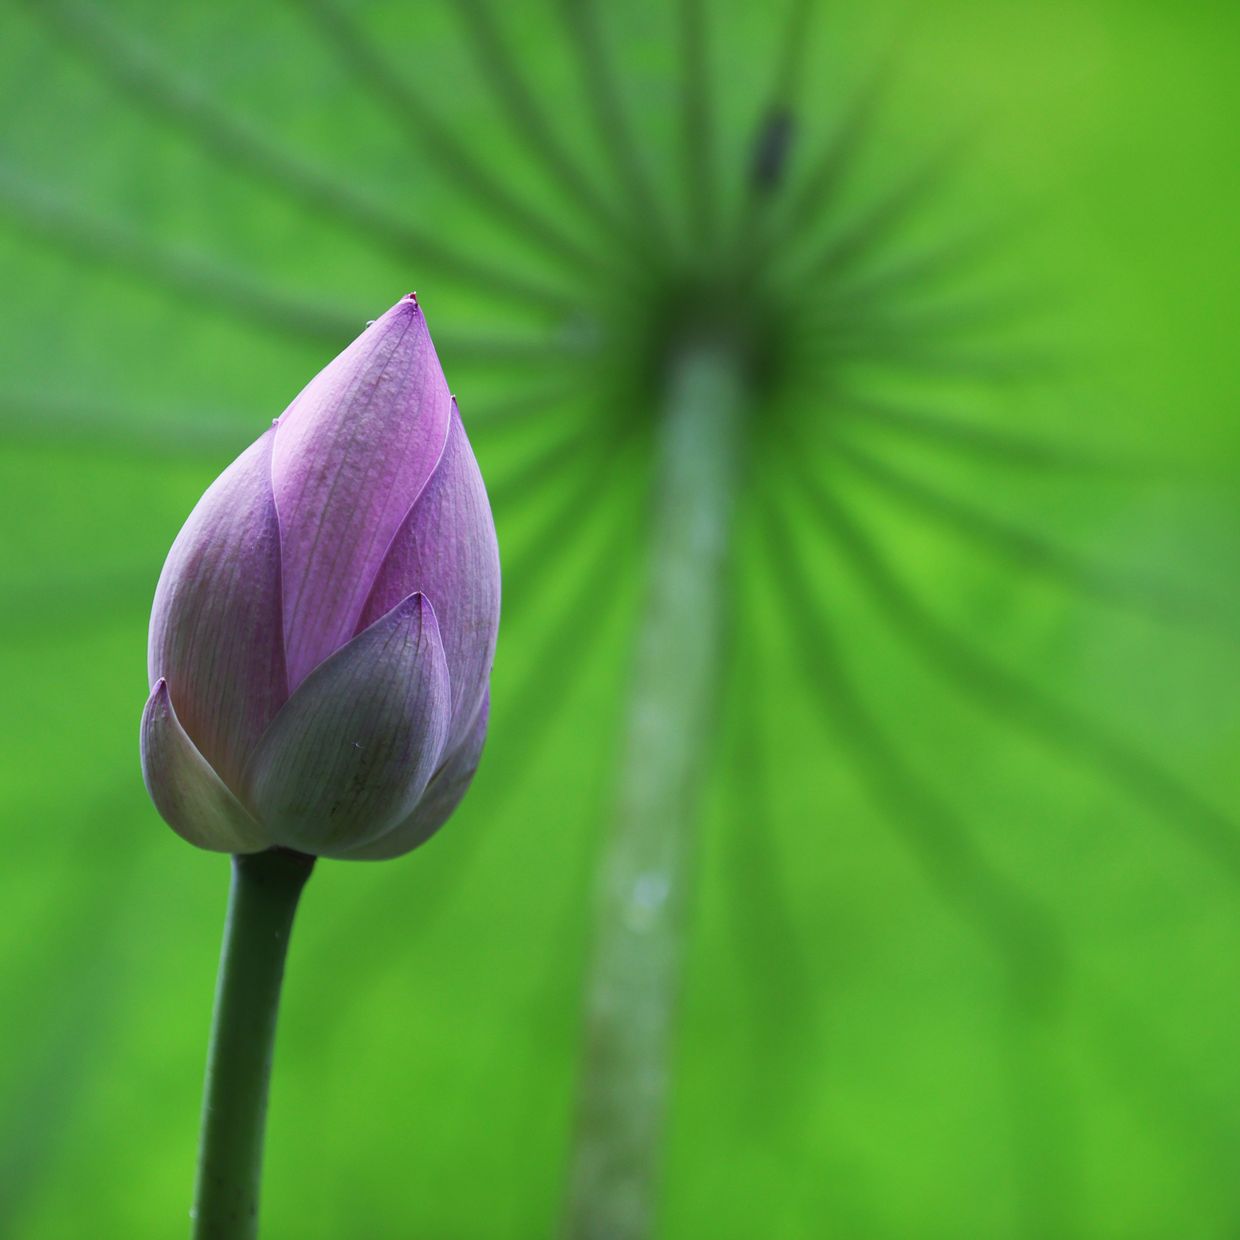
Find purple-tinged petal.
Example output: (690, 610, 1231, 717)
(360, 402, 500, 752)
(272, 295, 453, 691)
(245, 592, 451, 858)
(140, 680, 267, 854)
(148, 428, 287, 794)
(343, 693, 490, 861)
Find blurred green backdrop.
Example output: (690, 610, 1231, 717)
(1, 0, 1238, 1236)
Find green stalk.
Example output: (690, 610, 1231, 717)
(564, 337, 748, 1239)
(192, 848, 315, 1240)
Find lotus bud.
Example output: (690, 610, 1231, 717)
(141, 294, 500, 859)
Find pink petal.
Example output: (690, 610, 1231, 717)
(272, 295, 453, 691)
(360, 402, 500, 753)
(148, 428, 287, 794)
(245, 592, 452, 857)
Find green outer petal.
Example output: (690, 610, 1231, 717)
(245, 592, 451, 858)
(341, 692, 489, 861)
(140, 680, 268, 854)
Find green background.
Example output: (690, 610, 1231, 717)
(1, 0, 1237, 1235)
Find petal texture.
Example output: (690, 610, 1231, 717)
(360, 402, 500, 752)
(147, 428, 286, 794)
(272, 295, 453, 691)
(246, 592, 451, 857)
(140, 681, 267, 854)
(344, 693, 490, 861)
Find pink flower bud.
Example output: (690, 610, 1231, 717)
(141, 295, 500, 859)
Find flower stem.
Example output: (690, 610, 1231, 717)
(192, 848, 315, 1240)
(563, 337, 747, 1239)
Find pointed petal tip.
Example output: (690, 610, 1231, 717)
(141, 678, 171, 731)
(382, 589, 443, 653)
(360, 295, 421, 337)
(387, 588, 435, 629)
(385, 291, 424, 324)
(335, 294, 426, 356)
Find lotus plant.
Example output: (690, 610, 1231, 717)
(139, 293, 499, 1238)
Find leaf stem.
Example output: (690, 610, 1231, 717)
(192, 848, 315, 1240)
(563, 338, 748, 1239)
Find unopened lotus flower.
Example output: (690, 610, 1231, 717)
(141, 293, 500, 860)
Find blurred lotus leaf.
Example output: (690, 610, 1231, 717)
(0, 1, 1238, 1237)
